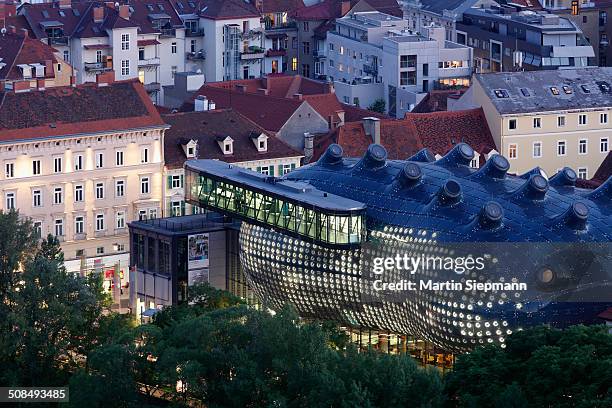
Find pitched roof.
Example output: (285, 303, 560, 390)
(0, 33, 58, 81)
(260, 0, 305, 13)
(163, 109, 302, 169)
(411, 89, 467, 113)
(181, 85, 306, 132)
(475, 68, 612, 115)
(415, 0, 480, 15)
(313, 108, 496, 161)
(293, 0, 401, 20)
(341, 103, 388, 121)
(196, 0, 260, 19)
(598, 307, 612, 321)
(0, 79, 166, 142)
(207, 74, 332, 98)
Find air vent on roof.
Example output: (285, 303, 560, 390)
(562, 86, 572, 95)
(581, 85, 590, 94)
(550, 87, 560, 96)
(520, 88, 530, 97)
(158, 4, 164, 11)
(59, 11, 65, 17)
(494, 89, 509, 98)
(146, 4, 154, 11)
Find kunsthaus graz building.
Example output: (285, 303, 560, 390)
(184, 143, 612, 353)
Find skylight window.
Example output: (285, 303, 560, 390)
(581, 85, 590, 94)
(494, 89, 509, 98)
(562, 86, 573, 94)
(520, 88, 530, 97)
(550, 87, 560, 96)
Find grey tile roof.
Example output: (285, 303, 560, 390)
(416, 0, 479, 15)
(475, 68, 612, 115)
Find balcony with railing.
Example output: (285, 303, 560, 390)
(313, 49, 326, 59)
(241, 46, 265, 60)
(266, 48, 286, 57)
(84, 61, 113, 72)
(144, 82, 161, 93)
(185, 28, 204, 37)
(186, 50, 206, 60)
(160, 28, 176, 38)
(48, 36, 69, 46)
(363, 63, 378, 76)
(138, 57, 161, 67)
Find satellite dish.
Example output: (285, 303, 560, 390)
(115, 2, 120, 7)
(196, 68, 202, 74)
(0, 28, 6, 35)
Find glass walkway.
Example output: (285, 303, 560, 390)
(185, 160, 366, 247)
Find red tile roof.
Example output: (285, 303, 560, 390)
(0, 32, 59, 81)
(341, 103, 387, 121)
(181, 85, 306, 132)
(163, 109, 302, 169)
(313, 108, 496, 161)
(207, 74, 332, 98)
(0, 79, 166, 142)
(196, 0, 260, 19)
(260, 0, 305, 14)
(598, 308, 612, 321)
(411, 89, 467, 113)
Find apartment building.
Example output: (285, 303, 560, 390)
(402, 0, 496, 41)
(540, 0, 612, 67)
(327, 11, 472, 117)
(0, 28, 74, 89)
(291, 0, 403, 79)
(456, 7, 595, 72)
(162, 108, 303, 216)
(0, 74, 168, 274)
(19, 0, 187, 104)
(452, 67, 612, 177)
(259, 0, 304, 74)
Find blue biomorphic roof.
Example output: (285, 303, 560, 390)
(285, 143, 612, 242)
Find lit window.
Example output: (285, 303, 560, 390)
(508, 144, 517, 159)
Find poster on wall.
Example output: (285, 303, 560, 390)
(188, 233, 209, 270)
(188, 268, 210, 286)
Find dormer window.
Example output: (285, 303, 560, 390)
(250, 132, 269, 152)
(216, 136, 233, 155)
(182, 139, 198, 158)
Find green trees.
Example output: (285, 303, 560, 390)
(444, 325, 612, 408)
(367, 98, 386, 114)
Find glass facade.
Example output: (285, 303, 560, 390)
(185, 169, 365, 246)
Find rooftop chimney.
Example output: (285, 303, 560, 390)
(235, 84, 247, 93)
(14, 80, 31, 93)
(44, 59, 53, 76)
(257, 87, 268, 95)
(363, 117, 381, 145)
(96, 71, 115, 86)
(304, 132, 314, 164)
(20, 28, 28, 38)
(194, 95, 209, 111)
(93, 6, 104, 23)
(105, 1, 116, 9)
(58, 0, 71, 9)
(70, 75, 77, 87)
(36, 79, 46, 91)
(119, 5, 130, 20)
(0, 2, 4, 30)
(8, 25, 16, 35)
(340, 1, 351, 16)
(5, 1, 17, 18)
(293, 93, 303, 100)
